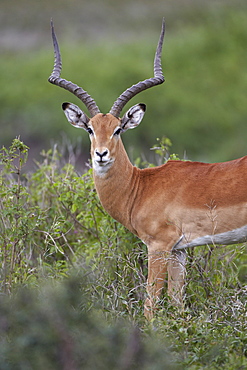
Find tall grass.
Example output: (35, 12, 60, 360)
(0, 138, 246, 368)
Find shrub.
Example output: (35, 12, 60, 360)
(0, 274, 177, 370)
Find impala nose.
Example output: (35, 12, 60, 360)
(95, 149, 109, 161)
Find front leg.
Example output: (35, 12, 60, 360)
(144, 249, 169, 319)
(144, 248, 186, 319)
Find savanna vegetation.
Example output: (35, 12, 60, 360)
(0, 138, 246, 369)
(0, 1, 247, 368)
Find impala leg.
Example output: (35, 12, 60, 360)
(144, 249, 186, 319)
(144, 250, 168, 320)
(167, 250, 186, 306)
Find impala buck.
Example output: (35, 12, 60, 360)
(48, 20, 247, 319)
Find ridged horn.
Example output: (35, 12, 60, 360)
(109, 18, 165, 118)
(48, 20, 100, 117)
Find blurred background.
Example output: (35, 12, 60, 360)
(1, 0, 247, 169)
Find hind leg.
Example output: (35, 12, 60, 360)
(167, 249, 186, 305)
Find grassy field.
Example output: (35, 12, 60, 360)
(0, 138, 246, 369)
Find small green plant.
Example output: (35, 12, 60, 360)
(0, 138, 37, 292)
(150, 136, 180, 165)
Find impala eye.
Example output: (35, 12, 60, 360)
(87, 127, 94, 135)
(114, 128, 122, 136)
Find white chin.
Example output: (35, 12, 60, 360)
(93, 160, 113, 177)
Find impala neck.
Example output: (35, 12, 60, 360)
(92, 138, 139, 233)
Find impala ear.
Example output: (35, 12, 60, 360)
(121, 103, 146, 131)
(62, 102, 90, 130)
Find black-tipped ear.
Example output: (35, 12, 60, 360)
(121, 103, 146, 131)
(138, 103, 146, 113)
(62, 102, 90, 129)
(62, 102, 70, 111)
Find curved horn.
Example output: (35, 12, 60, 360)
(48, 20, 100, 117)
(109, 18, 165, 118)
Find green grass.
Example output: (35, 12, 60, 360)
(0, 138, 246, 369)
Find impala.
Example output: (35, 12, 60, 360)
(48, 19, 247, 319)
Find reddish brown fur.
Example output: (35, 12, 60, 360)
(89, 114, 247, 318)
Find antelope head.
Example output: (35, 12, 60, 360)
(48, 20, 165, 176)
(61, 102, 146, 176)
